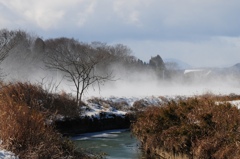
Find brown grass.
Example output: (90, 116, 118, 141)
(131, 95, 240, 159)
(0, 82, 79, 117)
(130, 100, 150, 111)
(0, 82, 90, 159)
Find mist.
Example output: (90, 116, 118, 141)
(87, 64, 240, 98)
(2, 57, 240, 98)
(1, 31, 240, 99)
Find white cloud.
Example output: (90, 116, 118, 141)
(0, 0, 97, 29)
(113, 0, 143, 26)
(76, 1, 97, 27)
(1, 0, 240, 37)
(0, 0, 240, 67)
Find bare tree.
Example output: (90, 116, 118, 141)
(0, 29, 24, 78)
(44, 38, 112, 106)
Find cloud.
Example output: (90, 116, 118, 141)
(76, 1, 96, 27)
(1, 0, 240, 39)
(0, 0, 240, 67)
(0, 0, 97, 30)
(113, 0, 143, 26)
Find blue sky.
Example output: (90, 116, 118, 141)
(1, 0, 240, 67)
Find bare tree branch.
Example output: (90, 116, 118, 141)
(0, 29, 24, 78)
(44, 38, 113, 106)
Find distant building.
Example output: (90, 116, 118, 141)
(184, 69, 212, 80)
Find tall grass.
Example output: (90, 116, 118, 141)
(132, 96, 240, 159)
(0, 82, 89, 159)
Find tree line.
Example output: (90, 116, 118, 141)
(0, 29, 167, 105)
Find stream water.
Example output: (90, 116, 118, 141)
(72, 129, 143, 159)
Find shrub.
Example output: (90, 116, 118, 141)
(132, 96, 240, 158)
(131, 100, 149, 111)
(0, 82, 90, 158)
(0, 82, 79, 117)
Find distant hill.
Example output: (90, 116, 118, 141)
(211, 63, 240, 75)
(232, 63, 240, 69)
(229, 63, 240, 73)
(164, 58, 192, 70)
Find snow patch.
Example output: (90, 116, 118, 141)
(0, 150, 18, 159)
(81, 96, 169, 119)
(227, 100, 240, 109)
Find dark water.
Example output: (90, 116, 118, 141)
(72, 129, 142, 159)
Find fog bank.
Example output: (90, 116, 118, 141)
(87, 66, 240, 98)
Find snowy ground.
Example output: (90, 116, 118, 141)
(0, 150, 18, 159)
(215, 100, 240, 109)
(82, 96, 240, 119)
(81, 96, 172, 119)
(226, 100, 240, 109)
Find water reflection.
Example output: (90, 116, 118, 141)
(72, 129, 142, 159)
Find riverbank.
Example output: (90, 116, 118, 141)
(54, 114, 133, 136)
(54, 96, 165, 136)
(0, 82, 168, 158)
(55, 94, 240, 158)
(2, 82, 239, 158)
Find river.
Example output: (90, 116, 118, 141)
(72, 129, 143, 159)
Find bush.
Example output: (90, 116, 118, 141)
(0, 82, 79, 117)
(131, 100, 149, 111)
(0, 82, 90, 159)
(131, 96, 240, 159)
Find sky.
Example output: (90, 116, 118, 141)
(0, 0, 240, 68)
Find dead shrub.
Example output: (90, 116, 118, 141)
(131, 100, 149, 111)
(132, 96, 240, 158)
(0, 98, 88, 159)
(0, 82, 90, 158)
(0, 82, 80, 117)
